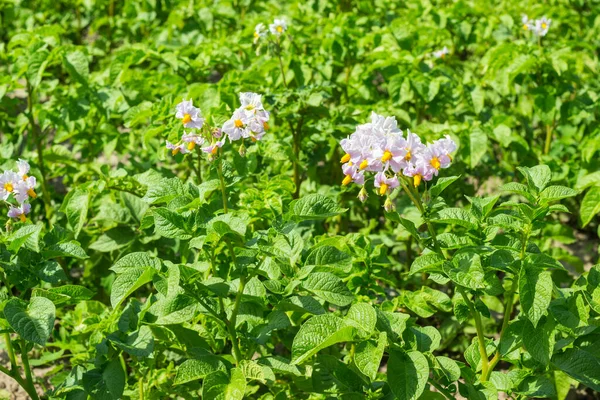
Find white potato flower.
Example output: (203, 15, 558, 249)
(269, 18, 287, 36)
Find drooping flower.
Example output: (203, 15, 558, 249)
(7, 203, 31, 222)
(433, 46, 450, 59)
(14, 176, 37, 204)
(383, 197, 395, 212)
(17, 159, 30, 179)
(181, 132, 205, 151)
(357, 187, 368, 203)
(341, 162, 365, 186)
(254, 23, 267, 44)
(202, 139, 225, 155)
(175, 99, 204, 129)
(403, 161, 436, 188)
(222, 92, 270, 142)
(374, 172, 400, 196)
(269, 18, 287, 36)
(166, 140, 188, 156)
(223, 109, 250, 141)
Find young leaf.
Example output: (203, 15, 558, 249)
(301, 272, 353, 306)
(519, 265, 553, 327)
(4, 297, 55, 345)
(354, 332, 386, 380)
(82, 359, 126, 400)
(287, 194, 347, 221)
(110, 267, 156, 308)
(387, 349, 429, 400)
(580, 187, 600, 227)
(202, 368, 246, 400)
(174, 355, 227, 385)
(291, 314, 356, 364)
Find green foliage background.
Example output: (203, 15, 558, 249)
(0, 0, 600, 399)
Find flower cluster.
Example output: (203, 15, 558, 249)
(433, 46, 450, 59)
(340, 113, 456, 206)
(222, 92, 270, 143)
(254, 18, 288, 44)
(166, 93, 269, 159)
(0, 160, 36, 222)
(522, 15, 551, 37)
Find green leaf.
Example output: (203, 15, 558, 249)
(60, 188, 90, 238)
(111, 252, 162, 273)
(43, 241, 88, 259)
(63, 50, 89, 84)
(8, 224, 42, 252)
(82, 359, 126, 400)
(110, 267, 155, 308)
(444, 253, 487, 289)
(519, 264, 553, 327)
(4, 297, 55, 345)
(523, 318, 554, 365)
(403, 326, 441, 352)
(580, 187, 600, 227)
(539, 185, 578, 203)
(409, 252, 446, 275)
(471, 86, 484, 114)
(468, 127, 488, 168)
(291, 314, 356, 364)
(288, 194, 346, 221)
(32, 285, 94, 305)
(518, 165, 552, 194)
(153, 208, 191, 239)
(142, 177, 184, 204)
(174, 355, 227, 385)
(501, 182, 536, 202)
(516, 376, 557, 398)
(435, 356, 461, 382)
(305, 246, 352, 274)
(429, 176, 460, 199)
(553, 347, 600, 391)
(345, 303, 377, 337)
(207, 214, 247, 239)
(108, 325, 154, 358)
(387, 350, 429, 400)
(202, 368, 246, 400)
(354, 332, 387, 381)
(433, 208, 478, 230)
(302, 272, 353, 306)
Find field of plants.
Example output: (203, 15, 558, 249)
(1, 0, 600, 399)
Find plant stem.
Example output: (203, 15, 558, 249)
(228, 275, 246, 364)
(428, 379, 455, 400)
(20, 340, 39, 400)
(139, 377, 144, 400)
(26, 80, 52, 220)
(216, 155, 228, 213)
(4, 333, 17, 371)
(275, 39, 288, 89)
(458, 287, 490, 381)
(290, 117, 304, 199)
(544, 124, 552, 154)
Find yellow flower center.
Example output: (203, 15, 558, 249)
(413, 174, 422, 187)
(381, 150, 392, 162)
(263, 122, 269, 130)
(19, 214, 26, 222)
(405, 150, 411, 161)
(276, 26, 283, 33)
(430, 157, 441, 170)
(182, 113, 192, 124)
(234, 119, 244, 128)
(27, 189, 37, 198)
(379, 183, 388, 195)
(4, 183, 13, 192)
(523, 24, 529, 30)
(359, 160, 369, 170)
(23, 174, 28, 180)
(211, 146, 218, 155)
(441, 53, 445, 59)
(342, 175, 352, 186)
(187, 142, 196, 150)
(541, 23, 547, 29)
(254, 32, 260, 38)
(172, 147, 180, 156)
(341, 153, 351, 163)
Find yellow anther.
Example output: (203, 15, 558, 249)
(234, 119, 244, 128)
(341, 153, 351, 163)
(359, 160, 368, 170)
(381, 150, 392, 162)
(276, 26, 283, 33)
(182, 113, 192, 124)
(430, 157, 441, 170)
(523, 24, 529, 30)
(342, 175, 352, 186)
(405, 150, 412, 161)
(211, 146, 218, 155)
(187, 142, 196, 150)
(263, 122, 269, 130)
(172, 148, 180, 156)
(19, 214, 26, 222)
(27, 189, 37, 198)
(413, 174, 422, 187)
(541, 23, 547, 29)
(4, 183, 13, 192)
(379, 183, 388, 196)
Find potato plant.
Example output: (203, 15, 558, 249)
(0, 0, 599, 399)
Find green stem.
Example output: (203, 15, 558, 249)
(275, 39, 288, 89)
(228, 275, 246, 364)
(139, 377, 144, 400)
(20, 340, 40, 400)
(544, 124, 552, 155)
(217, 155, 228, 213)
(26, 80, 52, 220)
(428, 379, 454, 400)
(4, 333, 17, 371)
(458, 287, 489, 381)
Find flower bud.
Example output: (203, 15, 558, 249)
(238, 142, 247, 157)
(384, 197, 395, 213)
(213, 128, 223, 138)
(358, 187, 368, 203)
